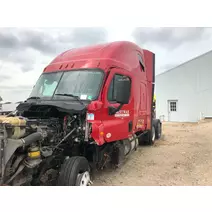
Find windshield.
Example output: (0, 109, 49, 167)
(29, 70, 104, 101)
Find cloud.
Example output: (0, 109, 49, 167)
(0, 27, 108, 73)
(0, 74, 11, 82)
(160, 63, 178, 72)
(0, 30, 20, 49)
(131, 27, 212, 75)
(2, 27, 212, 102)
(0, 83, 33, 102)
(0, 84, 32, 90)
(0, 27, 108, 102)
(62, 27, 107, 47)
(132, 27, 211, 50)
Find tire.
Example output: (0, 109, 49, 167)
(145, 125, 156, 146)
(150, 125, 156, 145)
(138, 133, 145, 146)
(57, 156, 90, 186)
(155, 121, 162, 139)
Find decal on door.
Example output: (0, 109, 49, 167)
(114, 110, 130, 117)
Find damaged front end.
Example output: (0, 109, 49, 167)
(0, 99, 94, 186)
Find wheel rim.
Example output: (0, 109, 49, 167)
(76, 171, 91, 186)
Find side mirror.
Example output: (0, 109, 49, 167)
(116, 77, 131, 104)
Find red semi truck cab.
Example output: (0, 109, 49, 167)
(36, 41, 160, 146)
(2, 41, 162, 186)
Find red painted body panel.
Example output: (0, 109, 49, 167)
(43, 41, 155, 146)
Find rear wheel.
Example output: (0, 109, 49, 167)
(150, 125, 156, 145)
(138, 125, 156, 146)
(57, 156, 91, 186)
(155, 121, 162, 139)
(145, 125, 156, 146)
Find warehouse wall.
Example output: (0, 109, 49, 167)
(155, 50, 212, 122)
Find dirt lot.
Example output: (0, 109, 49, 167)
(93, 120, 212, 186)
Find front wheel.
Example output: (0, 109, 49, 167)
(57, 156, 92, 186)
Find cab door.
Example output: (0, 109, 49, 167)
(100, 68, 134, 142)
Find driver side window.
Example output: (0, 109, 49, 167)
(107, 74, 130, 102)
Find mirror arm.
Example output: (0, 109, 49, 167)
(108, 103, 124, 115)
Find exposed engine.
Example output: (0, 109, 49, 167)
(0, 102, 140, 186)
(0, 105, 90, 186)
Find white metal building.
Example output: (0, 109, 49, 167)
(155, 50, 212, 122)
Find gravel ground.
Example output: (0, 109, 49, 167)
(93, 120, 212, 186)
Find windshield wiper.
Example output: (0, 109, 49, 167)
(27, 96, 41, 100)
(55, 93, 85, 105)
